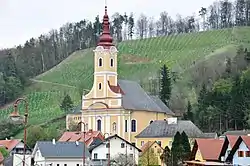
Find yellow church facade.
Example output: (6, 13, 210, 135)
(66, 6, 175, 145)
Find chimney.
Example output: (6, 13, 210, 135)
(75, 141, 79, 146)
(52, 139, 56, 145)
(89, 129, 93, 133)
(5, 138, 8, 140)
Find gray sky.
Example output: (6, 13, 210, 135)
(0, 0, 215, 49)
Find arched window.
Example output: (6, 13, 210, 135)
(150, 120, 153, 124)
(98, 83, 102, 90)
(98, 58, 103, 66)
(112, 122, 117, 132)
(97, 119, 101, 131)
(110, 58, 114, 67)
(131, 120, 136, 132)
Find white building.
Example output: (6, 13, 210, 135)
(222, 135, 250, 165)
(89, 134, 141, 165)
(32, 139, 90, 166)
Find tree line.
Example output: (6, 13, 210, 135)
(1, 0, 250, 106)
(184, 46, 250, 133)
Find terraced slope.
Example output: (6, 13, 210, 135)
(1, 27, 250, 138)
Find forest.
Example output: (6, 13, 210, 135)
(0, 0, 250, 108)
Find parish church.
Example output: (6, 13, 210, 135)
(66, 5, 175, 145)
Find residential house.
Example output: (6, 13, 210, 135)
(89, 134, 141, 165)
(66, 104, 82, 130)
(186, 138, 230, 166)
(222, 135, 239, 160)
(140, 141, 164, 166)
(224, 135, 250, 165)
(58, 129, 104, 147)
(0, 139, 32, 155)
(135, 118, 205, 149)
(32, 140, 90, 166)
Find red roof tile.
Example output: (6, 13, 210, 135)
(108, 81, 124, 95)
(0, 139, 21, 151)
(226, 135, 239, 148)
(241, 136, 250, 149)
(196, 139, 224, 160)
(58, 130, 104, 146)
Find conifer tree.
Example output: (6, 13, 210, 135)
(60, 94, 74, 113)
(181, 131, 191, 161)
(171, 131, 183, 165)
(183, 100, 193, 121)
(160, 146, 172, 166)
(159, 64, 172, 106)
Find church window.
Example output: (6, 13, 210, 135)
(125, 120, 128, 132)
(112, 122, 117, 132)
(110, 58, 114, 67)
(131, 120, 136, 132)
(98, 83, 102, 90)
(97, 119, 101, 131)
(150, 120, 153, 124)
(98, 58, 103, 66)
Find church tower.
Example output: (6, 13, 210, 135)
(82, 5, 122, 111)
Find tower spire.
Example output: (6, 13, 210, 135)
(98, 3, 114, 49)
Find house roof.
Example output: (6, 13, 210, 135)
(241, 136, 250, 149)
(34, 141, 90, 158)
(226, 135, 239, 148)
(89, 134, 141, 152)
(0, 139, 22, 151)
(191, 139, 224, 161)
(135, 120, 204, 138)
(117, 80, 174, 115)
(203, 133, 218, 138)
(223, 130, 250, 136)
(58, 130, 104, 146)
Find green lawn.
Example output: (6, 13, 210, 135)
(2, 27, 250, 138)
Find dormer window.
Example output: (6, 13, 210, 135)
(110, 58, 114, 67)
(98, 58, 103, 66)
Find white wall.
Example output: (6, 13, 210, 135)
(13, 154, 32, 166)
(91, 136, 139, 164)
(233, 141, 250, 165)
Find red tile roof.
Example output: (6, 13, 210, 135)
(58, 130, 104, 146)
(0, 151, 3, 163)
(108, 81, 124, 95)
(0, 139, 21, 151)
(241, 136, 250, 149)
(196, 139, 224, 160)
(226, 135, 239, 148)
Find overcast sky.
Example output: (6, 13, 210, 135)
(0, 0, 215, 49)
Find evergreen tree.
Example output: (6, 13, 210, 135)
(183, 100, 193, 121)
(181, 131, 191, 161)
(60, 94, 74, 113)
(160, 146, 172, 166)
(171, 131, 183, 165)
(159, 64, 172, 106)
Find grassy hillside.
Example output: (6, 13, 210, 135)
(1, 27, 250, 138)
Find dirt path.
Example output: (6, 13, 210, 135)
(30, 79, 77, 89)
